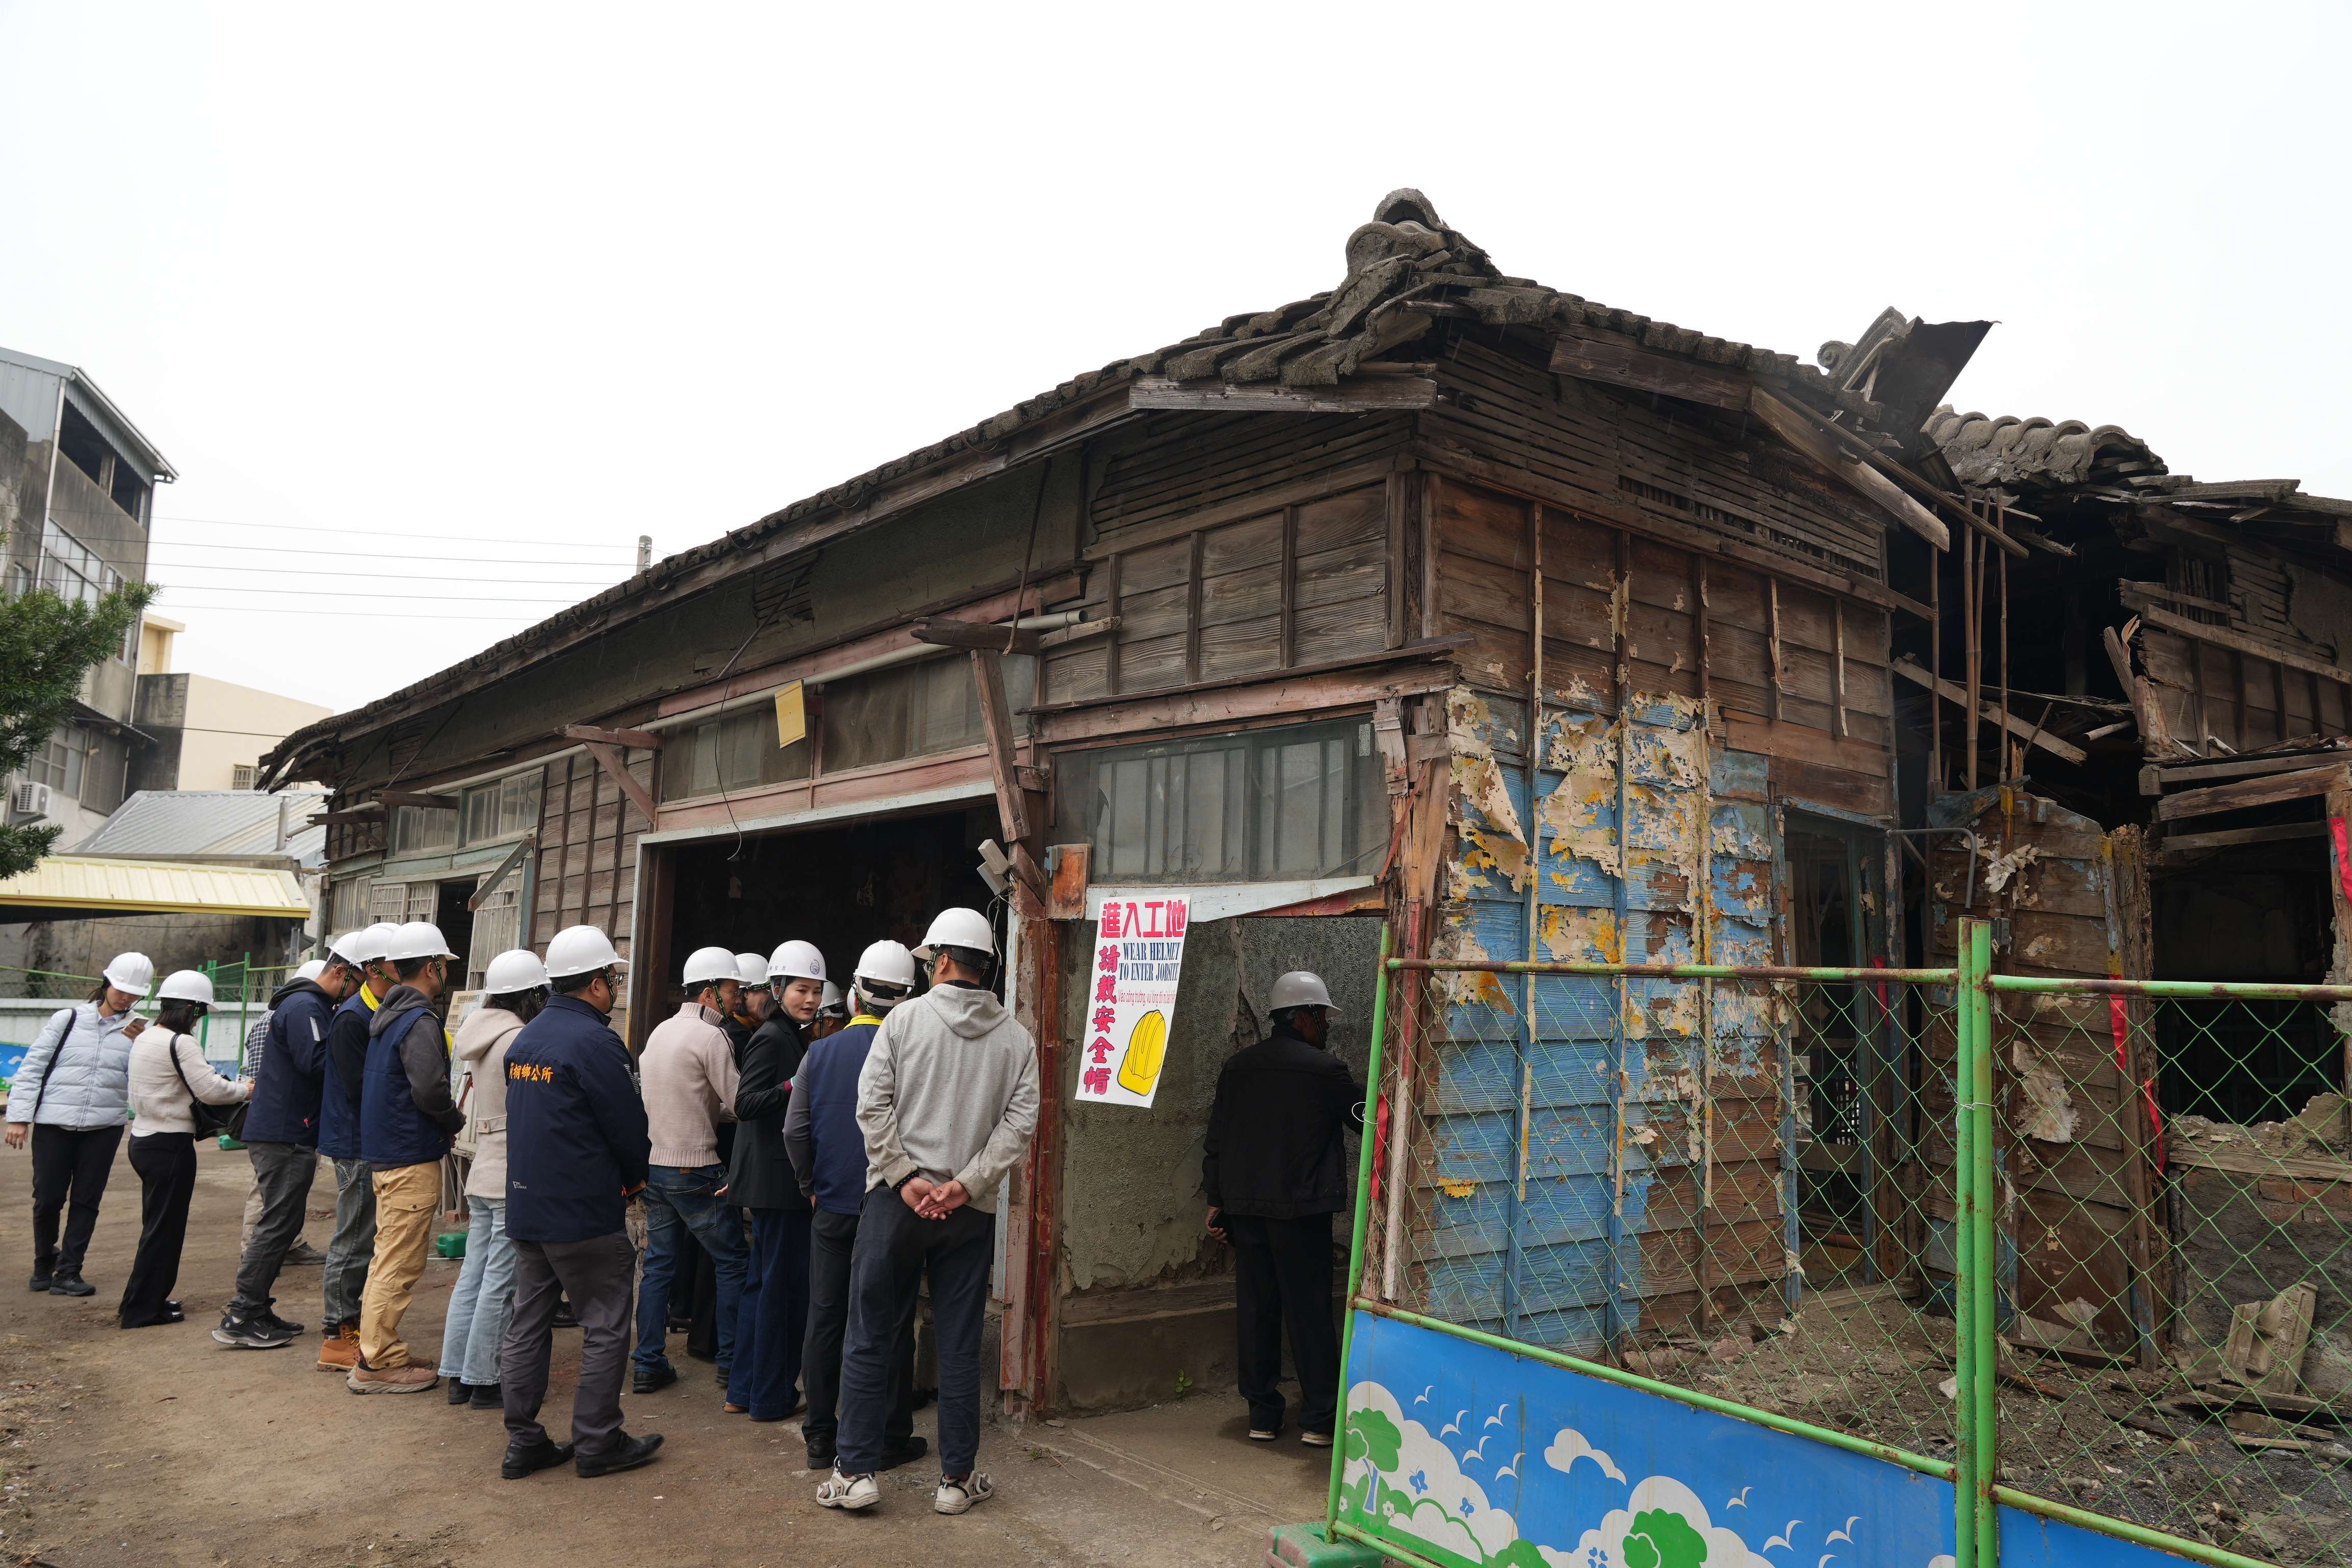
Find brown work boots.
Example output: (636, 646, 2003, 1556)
(348, 1358, 439, 1394)
(316, 1321, 359, 1372)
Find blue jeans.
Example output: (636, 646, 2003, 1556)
(838, 1187, 994, 1478)
(437, 1196, 517, 1386)
(633, 1165, 748, 1374)
(726, 1207, 810, 1419)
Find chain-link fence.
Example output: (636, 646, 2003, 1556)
(1343, 928, 2352, 1568)
(0, 964, 100, 1000)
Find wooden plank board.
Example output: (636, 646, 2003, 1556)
(1128, 375, 1437, 413)
(1747, 387, 1950, 551)
(2155, 764, 2351, 820)
(1547, 326, 1750, 410)
(2133, 601, 2352, 687)
(1891, 658, 2089, 764)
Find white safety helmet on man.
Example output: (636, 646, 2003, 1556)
(682, 945, 740, 988)
(851, 940, 917, 1005)
(156, 969, 216, 1006)
(484, 949, 549, 994)
(545, 924, 628, 979)
(295, 959, 329, 983)
(820, 981, 846, 1018)
(768, 939, 825, 983)
(735, 953, 770, 991)
(913, 907, 995, 964)
(385, 921, 458, 963)
(323, 930, 371, 969)
(351, 922, 399, 966)
(1269, 970, 1338, 1015)
(102, 952, 156, 994)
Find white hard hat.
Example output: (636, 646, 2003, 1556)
(736, 953, 770, 989)
(767, 939, 825, 983)
(852, 940, 917, 992)
(820, 981, 846, 1016)
(682, 945, 740, 987)
(385, 920, 458, 962)
(545, 924, 627, 979)
(102, 952, 156, 993)
(347, 923, 398, 965)
(914, 907, 995, 961)
(157, 969, 215, 1006)
(324, 930, 368, 966)
(1270, 970, 1337, 1014)
(295, 959, 328, 983)
(484, 949, 549, 993)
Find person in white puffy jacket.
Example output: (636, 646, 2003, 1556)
(435, 951, 547, 1407)
(120, 971, 250, 1329)
(5, 953, 155, 1298)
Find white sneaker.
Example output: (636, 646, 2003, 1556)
(935, 1472, 994, 1514)
(817, 1468, 879, 1511)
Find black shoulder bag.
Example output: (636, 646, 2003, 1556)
(165, 1032, 244, 1138)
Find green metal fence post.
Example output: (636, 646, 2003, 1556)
(1953, 921, 1980, 1568)
(1326, 923, 1395, 1538)
(1956, 918, 1999, 1568)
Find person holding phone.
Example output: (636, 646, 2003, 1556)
(6, 952, 155, 1299)
(120, 971, 251, 1328)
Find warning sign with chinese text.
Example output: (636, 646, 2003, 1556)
(1077, 893, 1191, 1108)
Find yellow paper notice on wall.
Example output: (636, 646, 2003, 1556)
(774, 681, 805, 750)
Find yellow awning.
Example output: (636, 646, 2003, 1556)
(0, 856, 309, 920)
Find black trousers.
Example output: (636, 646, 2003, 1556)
(838, 1189, 992, 1478)
(31, 1122, 125, 1279)
(229, 1141, 320, 1318)
(1228, 1212, 1340, 1435)
(502, 1231, 634, 1458)
(803, 1205, 914, 1456)
(120, 1133, 197, 1326)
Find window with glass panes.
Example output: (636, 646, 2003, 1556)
(26, 724, 92, 798)
(819, 654, 1036, 775)
(38, 523, 120, 609)
(459, 769, 543, 844)
(658, 708, 813, 802)
(1054, 717, 1383, 884)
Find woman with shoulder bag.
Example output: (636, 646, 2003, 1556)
(4, 952, 155, 1298)
(120, 971, 251, 1328)
(435, 950, 546, 1407)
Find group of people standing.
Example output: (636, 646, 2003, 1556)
(4, 902, 1043, 1518)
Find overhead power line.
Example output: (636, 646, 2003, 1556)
(154, 514, 639, 550)
(144, 537, 636, 564)
(151, 561, 627, 584)
(159, 583, 595, 602)
(153, 604, 544, 621)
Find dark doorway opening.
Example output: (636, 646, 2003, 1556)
(434, 879, 476, 983)
(2152, 841, 2336, 1125)
(659, 804, 1002, 1016)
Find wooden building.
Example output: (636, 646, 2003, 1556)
(263, 190, 2352, 1409)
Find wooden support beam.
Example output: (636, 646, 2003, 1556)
(1747, 387, 1951, 551)
(578, 740, 657, 826)
(2149, 750, 2350, 787)
(1128, 375, 1437, 413)
(379, 790, 459, 810)
(560, 723, 664, 750)
(1891, 657, 2089, 764)
(468, 832, 536, 910)
(2157, 821, 2328, 856)
(308, 805, 384, 824)
(2157, 764, 2350, 821)
(1547, 327, 1751, 410)
(2127, 600, 2352, 688)
(912, 617, 1043, 656)
(1036, 617, 1115, 651)
(970, 649, 1031, 844)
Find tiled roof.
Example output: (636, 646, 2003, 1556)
(1922, 408, 2166, 492)
(76, 789, 327, 868)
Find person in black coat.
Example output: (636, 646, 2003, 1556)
(1203, 970, 1363, 1448)
(724, 942, 820, 1420)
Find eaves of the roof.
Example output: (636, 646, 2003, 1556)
(261, 189, 1899, 786)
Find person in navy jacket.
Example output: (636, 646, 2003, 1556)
(495, 925, 661, 1481)
(215, 941, 364, 1348)
(315, 921, 397, 1362)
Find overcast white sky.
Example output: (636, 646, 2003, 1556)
(3, 3, 2345, 711)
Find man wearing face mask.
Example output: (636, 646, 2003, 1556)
(723, 939, 822, 1421)
(498, 925, 658, 1480)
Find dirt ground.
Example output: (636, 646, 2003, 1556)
(0, 1139, 1326, 1568)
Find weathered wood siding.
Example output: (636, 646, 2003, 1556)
(530, 748, 651, 974)
(1041, 412, 1409, 706)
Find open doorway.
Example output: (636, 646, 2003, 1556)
(657, 805, 1003, 1008)
(2152, 842, 2336, 1124)
(1784, 817, 1891, 1285)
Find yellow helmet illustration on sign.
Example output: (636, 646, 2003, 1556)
(1117, 1009, 1168, 1095)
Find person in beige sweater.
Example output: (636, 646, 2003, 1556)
(632, 946, 745, 1394)
(121, 972, 252, 1329)
(436, 950, 547, 1407)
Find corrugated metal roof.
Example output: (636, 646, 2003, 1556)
(0, 856, 309, 918)
(74, 790, 327, 867)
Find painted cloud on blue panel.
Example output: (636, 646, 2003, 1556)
(1342, 1380, 1521, 1563)
(1545, 1475, 1775, 1568)
(1544, 1428, 1628, 1485)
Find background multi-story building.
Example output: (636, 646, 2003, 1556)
(0, 344, 176, 844)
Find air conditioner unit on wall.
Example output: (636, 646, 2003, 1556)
(11, 780, 53, 819)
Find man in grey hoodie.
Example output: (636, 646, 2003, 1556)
(818, 908, 1038, 1518)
